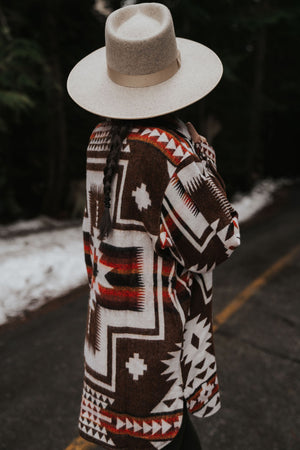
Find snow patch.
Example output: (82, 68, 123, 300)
(0, 227, 86, 325)
(231, 178, 291, 223)
(0, 178, 293, 326)
(0, 215, 80, 238)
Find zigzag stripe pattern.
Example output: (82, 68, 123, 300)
(128, 127, 194, 166)
(96, 242, 145, 311)
(79, 381, 182, 444)
(186, 374, 221, 417)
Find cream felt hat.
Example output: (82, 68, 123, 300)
(67, 2, 223, 119)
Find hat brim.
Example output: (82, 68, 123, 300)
(67, 37, 223, 119)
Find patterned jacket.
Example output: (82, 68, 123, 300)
(78, 119, 240, 449)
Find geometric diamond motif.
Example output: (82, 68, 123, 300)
(132, 183, 152, 211)
(125, 352, 147, 381)
(191, 333, 200, 349)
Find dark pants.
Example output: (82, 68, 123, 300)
(164, 404, 202, 450)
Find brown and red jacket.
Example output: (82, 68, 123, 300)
(79, 119, 240, 450)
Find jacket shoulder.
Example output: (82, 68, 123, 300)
(89, 121, 111, 141)
(128, 126, 195, 167)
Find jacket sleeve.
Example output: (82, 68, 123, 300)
(82, 121, 104, 287)
(82, 205, 93, 287)
(156, 154, 240, 274)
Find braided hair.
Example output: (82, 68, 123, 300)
(99, 119, 132, 240)
(99, 114, 177, 240)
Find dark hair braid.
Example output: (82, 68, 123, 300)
(99, 119, 132, 240)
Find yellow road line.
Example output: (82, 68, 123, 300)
(65, 436, 96, 449)
(65, 244, 300, 449)
(213, 243, 300, 331)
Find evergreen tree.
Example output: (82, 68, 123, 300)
(0, 5, 45, 218)
(0, 0, 103, 221)
(0, 0, 299, 222)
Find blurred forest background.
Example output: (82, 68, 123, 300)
(0, 0, 299, 224)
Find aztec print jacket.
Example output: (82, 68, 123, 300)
(78, 118, 240, 449)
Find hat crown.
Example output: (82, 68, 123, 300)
(105, 2, 178, 76)
(115, 11, 161, 39)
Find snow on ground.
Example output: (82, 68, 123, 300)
(0, 227, 86, 325)
(231, 178, 291, 223)
(0, 178, 292, 326)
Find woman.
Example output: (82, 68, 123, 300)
(67, 3, 240, 449)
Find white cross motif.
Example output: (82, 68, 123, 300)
(132, 183, 152, 211)
(125, 353, 147, 381)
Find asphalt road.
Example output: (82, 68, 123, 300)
(0, 183, 299, 450)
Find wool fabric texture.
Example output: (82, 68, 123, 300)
(78, 119, 240, 449)
(105, 4, 178, 75)
(67, 2, 223, 119)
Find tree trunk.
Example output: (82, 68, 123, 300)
(247, 2, 268, 182)
(42, 4, 68, 217)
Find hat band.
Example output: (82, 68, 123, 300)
(107, 51, 181, 88)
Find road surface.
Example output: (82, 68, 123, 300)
(0, 183, 299, 450)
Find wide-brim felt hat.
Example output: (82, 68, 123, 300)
(67, 2, 223, 119)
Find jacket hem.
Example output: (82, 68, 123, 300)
(79, 428, 127, 449)
(78, 426, 181, 450)
(191, 398, 221, 419)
